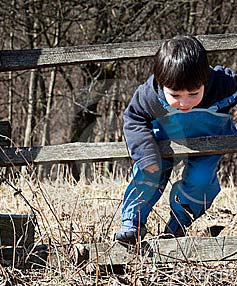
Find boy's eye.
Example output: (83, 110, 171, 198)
(171, 94, 180, 98)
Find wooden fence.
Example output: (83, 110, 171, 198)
(1, 33, 237, 266)
(0, 33, 237, 167)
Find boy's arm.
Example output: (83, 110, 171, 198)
(214, 65, 237, 98)
(214, 65, 237, 111)
(202, 66, 237, 110)
(123, 82, 166, 171)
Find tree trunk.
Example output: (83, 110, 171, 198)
(24, 70, 38, 147)
(22, 0, 39, 175)
(187, 0, 198, 34)
(38, 68, 57, 180)
(38, 18, 60, 180)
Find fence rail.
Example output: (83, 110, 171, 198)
(0, 33, 237, 72)
(0, 135, 237, 167)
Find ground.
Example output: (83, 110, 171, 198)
(0, 172, 237, 285)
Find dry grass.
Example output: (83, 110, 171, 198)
(1, 169, 237, 285)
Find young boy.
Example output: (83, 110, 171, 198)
(115, 35, 237, 244)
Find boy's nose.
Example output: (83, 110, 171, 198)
(179, 100, 190, 107)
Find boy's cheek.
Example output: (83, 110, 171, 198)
(169, 99, 179, 108)
(165, 96, 178, 107)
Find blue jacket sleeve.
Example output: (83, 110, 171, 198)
(123, 77, 166, 170)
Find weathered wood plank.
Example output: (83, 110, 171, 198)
(0, 34, 237, 72)
(0, 135, 237, 167)
(0, 214, 34, 247)
(0, 141, 128, 167)
(0, 214, 35, 262)
(3, 235, 237, 267)
(0, 121, 11, 147)
(86, 236, 237, 265)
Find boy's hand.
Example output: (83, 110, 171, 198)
(144, 164, 160, 173)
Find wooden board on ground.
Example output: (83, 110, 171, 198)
(0, 121, 11, 147)
(85, 236, 237, 265)
(3, 236, 237, 268)
(0, 214, 35, 263)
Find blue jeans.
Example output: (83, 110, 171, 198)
(121, 154, 221, 233)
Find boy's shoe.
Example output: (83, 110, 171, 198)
(164, 213, 187, 237)
(115, 224, 147, 245)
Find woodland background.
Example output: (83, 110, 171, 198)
(0, 0, 237, 182)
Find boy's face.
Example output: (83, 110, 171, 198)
(163, 85, 204, 112)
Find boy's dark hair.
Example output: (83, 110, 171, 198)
(153, 35, 209, 91)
